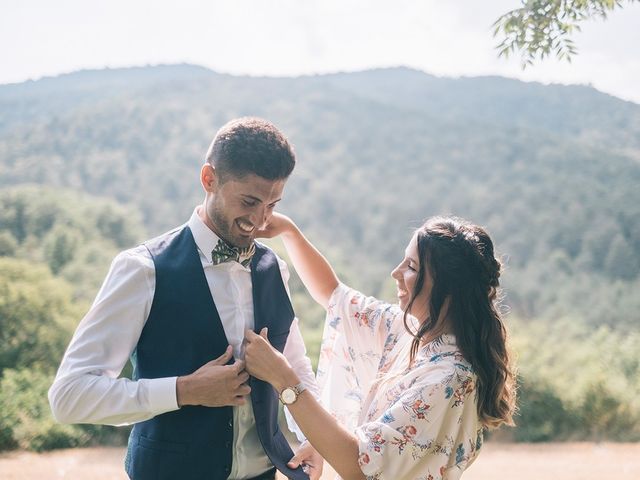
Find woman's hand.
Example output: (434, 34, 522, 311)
(256, 212, 297, 239)
(289, 441, 324, 480)
(244, 328, 298, 390)
(258, 211, 339, 309)
(247, 331, 363, 480)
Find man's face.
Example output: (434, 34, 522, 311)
(204, 171, 286, 248)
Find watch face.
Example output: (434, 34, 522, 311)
(281, 388, 297, 404)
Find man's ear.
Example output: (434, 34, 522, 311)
(201, 163, 218, 193)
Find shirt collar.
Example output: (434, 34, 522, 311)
(420, 333, 458, 357)
(188, 207, 221, 264)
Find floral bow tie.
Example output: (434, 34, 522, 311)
(211, 238, 255, 268)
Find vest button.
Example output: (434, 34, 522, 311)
(225, 441, 231, 448)
(228, 419, 233, 427)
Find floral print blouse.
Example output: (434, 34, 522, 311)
(316, 284, 484, 480)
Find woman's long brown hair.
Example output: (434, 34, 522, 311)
(402, 216, 516, 429)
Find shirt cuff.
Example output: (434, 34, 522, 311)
(144, 376, 179, 414)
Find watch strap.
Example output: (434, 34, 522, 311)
(292, 382, 307, 395)
(279, 382, 307, 404)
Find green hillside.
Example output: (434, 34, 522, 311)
(1, 65, 638, 326)
(0, 65, 638, 448)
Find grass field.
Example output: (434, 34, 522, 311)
(1, 442, 638, 479)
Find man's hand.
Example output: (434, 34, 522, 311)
(288, 441, 324, 480)
(176, 346, 251, 407)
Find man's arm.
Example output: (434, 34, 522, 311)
(49, 247, 251, 426)
(48, 248, 178, 425)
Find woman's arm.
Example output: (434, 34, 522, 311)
(259, 213, 338, 309)
(245, 329, 365, 480)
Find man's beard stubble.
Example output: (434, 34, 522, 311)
(207, 203, 252, 248)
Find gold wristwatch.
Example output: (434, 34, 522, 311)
(279, 382, 306, 405)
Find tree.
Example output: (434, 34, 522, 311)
(494, 0, 639, 66)
(0, 258, 83, 374)
(0, 259, 132, 451)
(0, 186, 145, 301)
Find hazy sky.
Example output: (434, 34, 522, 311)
(1, 0, 639, 103)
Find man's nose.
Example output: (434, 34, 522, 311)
(250, 205, 267, 226)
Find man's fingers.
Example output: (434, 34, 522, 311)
(245, 328, 269, 342)
(233, 359, 246, 372)
(211, 346, 233, 365)
(237, 371, 250, 384)
(236, 384, 251, 396)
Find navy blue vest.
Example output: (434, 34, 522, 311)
(124, 226, 309, 480)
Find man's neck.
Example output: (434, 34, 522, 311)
(197, 204, 220, 238)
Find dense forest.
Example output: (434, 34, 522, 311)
(0, 65, 638, 449)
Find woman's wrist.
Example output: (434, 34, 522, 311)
(272, 368, 301, 393)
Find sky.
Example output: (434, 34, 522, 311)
(1, 0, 639, 103)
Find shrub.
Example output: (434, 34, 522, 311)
(0, 369, 89, 451)
(513, 376, 580, 442)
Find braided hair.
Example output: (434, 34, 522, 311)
(402, 216, 516, 429)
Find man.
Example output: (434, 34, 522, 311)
(49, 117, 322, 480)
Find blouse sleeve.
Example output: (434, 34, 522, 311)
(316, 283, 400, 431)
(355, 369, 480, 480)
(327, 283, 397, 352)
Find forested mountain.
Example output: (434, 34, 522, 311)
(1, 65, 639, 447)
(1, 64, 637, 328)
(0, 186, 144, 300)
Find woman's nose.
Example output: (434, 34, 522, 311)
(391, 265, 401, 279)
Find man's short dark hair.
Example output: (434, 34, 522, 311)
(205, 117, 296, 183)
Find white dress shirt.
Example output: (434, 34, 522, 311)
(49, 208, 318, 480)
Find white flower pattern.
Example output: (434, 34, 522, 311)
(317, 284, 484, 480)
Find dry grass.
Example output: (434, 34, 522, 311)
(0, 442, 638, 479)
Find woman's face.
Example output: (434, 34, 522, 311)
(391, 233, 432, 322)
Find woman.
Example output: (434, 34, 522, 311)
(245, 214, 516, 480)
